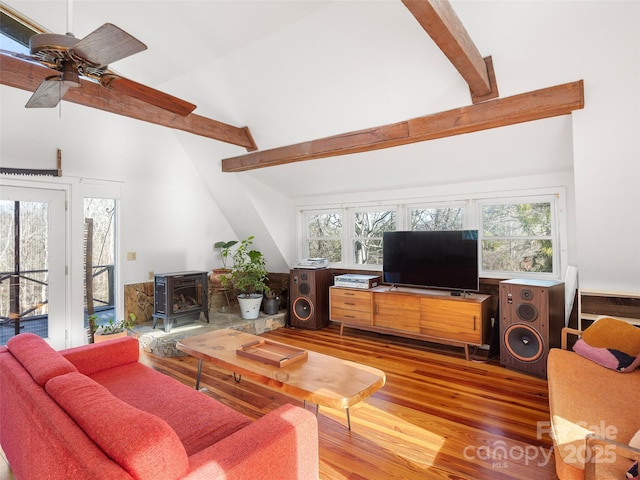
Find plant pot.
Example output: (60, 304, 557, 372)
(209, 268, 231, 289)
(237, 294, 263, 320)
(94, 330, 128, 343)
(263, 297, 280, 315)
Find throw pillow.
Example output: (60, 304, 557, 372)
(572, 339, 640, 372)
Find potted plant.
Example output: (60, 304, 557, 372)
(221, 236, 270, 320)
(91, 313, 135, 343)
(262, 291, 280, 315)
(263, 277, 286, 315)
(209, 240, 238, 288)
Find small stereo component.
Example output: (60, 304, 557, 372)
(334, 274, 380, 289)
(294, 258, 329, 269)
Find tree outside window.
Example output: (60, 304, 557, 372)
(305, 212, 342, 262)
(352, 210, 396, 265)
(411, 206, 464, 231)
(481, 201, 554, 273)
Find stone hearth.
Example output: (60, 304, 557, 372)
(130, 308, 287, 357)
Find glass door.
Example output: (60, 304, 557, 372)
(83, 197, 117, 334)
(0, 186, 66, 348)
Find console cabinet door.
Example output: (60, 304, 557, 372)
(373, 293, 421, 332)
(420, 298, 484, 344)
(330, 288, 372, 326)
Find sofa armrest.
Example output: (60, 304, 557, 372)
(61, 337, 140, 375)
(584, 433, 640, 480)
(183, 404, 318, 480)
(561, 327, 582, 350)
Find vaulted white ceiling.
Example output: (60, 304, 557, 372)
(2, 0, 576, 199)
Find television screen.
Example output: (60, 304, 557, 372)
(382, 230, 479, 292)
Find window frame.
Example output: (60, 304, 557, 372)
(297, 188, 567, 280)
(477, 194, 561, 279)
(405, 201, 468, 232)
(300, 208, 344, 264)
(347, 205, 398, 267)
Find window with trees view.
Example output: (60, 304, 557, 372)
(84, 198, 116, 317)
(480, 200, 555, 274)
(410, 205, 464, 231)
(299, 193, 561, 278)
(352, 209, 396, 265)
(305, 211, 342, 262)
(0, 200, 50, 337)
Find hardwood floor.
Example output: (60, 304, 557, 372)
(140, 323, 559, 480)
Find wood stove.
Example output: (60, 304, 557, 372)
(153, 271, 209, 333)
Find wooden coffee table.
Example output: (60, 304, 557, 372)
(176, 329, 386, 429)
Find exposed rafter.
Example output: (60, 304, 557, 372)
(221, 81, 584, 172)
(402, 0, 498, 103)
(0, 52, 257, 151)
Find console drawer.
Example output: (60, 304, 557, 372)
(330, 289, 372, 312)
(330, 307, 372, 325)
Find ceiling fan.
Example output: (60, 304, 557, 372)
(6, 22, 196, 116)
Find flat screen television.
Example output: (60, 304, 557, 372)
(382, 230, 479, 292)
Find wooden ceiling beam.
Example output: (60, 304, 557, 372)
(0, 53, 258, 151)
(221, 80, 584, 172)
(402, 0, 498, 103)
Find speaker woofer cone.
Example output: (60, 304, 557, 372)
(504, 324, 544, 362)
(516, 302, 538, 321)
(292, 296, 314, 321)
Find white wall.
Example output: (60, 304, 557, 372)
(0, 86, 237, 283)
(567, 2, 640, 292)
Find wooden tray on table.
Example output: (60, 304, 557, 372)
(236, 339, 308, 367)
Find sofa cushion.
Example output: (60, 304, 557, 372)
(6, 333, 77, 386)
(90, 362, 252, 456)
(46, 372, 189, 480)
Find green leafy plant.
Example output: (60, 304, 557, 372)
(214, 240, 238, 269)
(221, 236, 270, 296)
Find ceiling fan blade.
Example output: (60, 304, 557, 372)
(101, 75, 196, 116)
(25, 77, 69, 108)
(71, 23, 146, 67)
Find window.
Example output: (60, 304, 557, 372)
(480, 199, 556, 275)
(410, 205, 464, 231)
(84, 197, 116, 320)
(0, 187, 66, 348)
(351, 209, 396, 266)
(0, 8, 35, 53)
(303, 211, 342, 262)
(298, 191, 564, 279)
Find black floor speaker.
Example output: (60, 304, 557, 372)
(289, 268, 332, 330)
(499, 279, 565, 378)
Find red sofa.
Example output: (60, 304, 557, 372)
(0, 333, 318, 480)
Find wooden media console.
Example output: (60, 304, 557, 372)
(330, 285, 491, 360)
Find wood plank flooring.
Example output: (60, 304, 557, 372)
(140, 324, 559, 480)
